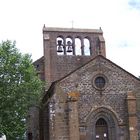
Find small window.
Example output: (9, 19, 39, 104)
(28, 133, 32, 140)
(95, 76, 105, 89)
(36, 64, 39, 68)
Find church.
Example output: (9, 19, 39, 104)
(30, 26, 140, 140)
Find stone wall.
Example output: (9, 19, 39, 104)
(38, 27, 140, 140)
(56, 56, 140, 140)
(43, 27, 105, 85)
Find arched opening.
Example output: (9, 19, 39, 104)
(56, 37, 64, 55)
(84, 38, 90, 56)
(95, 118, 108, 140)
(86, 107, 119, 140)
(66, 37, 73, 55)
(28, 132, 32, 140)
(75, 38, 82, 55)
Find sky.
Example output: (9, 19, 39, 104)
(0, 0, 140, 77)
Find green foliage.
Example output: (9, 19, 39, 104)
(0, 40, 43, 139)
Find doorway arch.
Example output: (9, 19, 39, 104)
(86, 107, 120, 140)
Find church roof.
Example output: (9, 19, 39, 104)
(43, 27, 103, 34)
(33, 56, 44, 64)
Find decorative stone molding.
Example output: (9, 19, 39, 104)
(67, 91, 80, 102)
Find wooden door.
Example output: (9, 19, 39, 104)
(95, 118, 109, 140)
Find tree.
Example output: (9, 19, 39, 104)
(0, 40, 43, 140)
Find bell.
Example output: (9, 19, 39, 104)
(58, 40, 62, 46)
(67, 41, 73, 53)
(67, 46, 73, 52)
(57, 46, 63, 52)
(57, 40, 63, 52)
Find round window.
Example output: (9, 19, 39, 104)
(94, 76, 106, 89)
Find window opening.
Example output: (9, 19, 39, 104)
(56, 37, 64, 55)
(75, 38, 82, 55)
(84, 38, 90, 56)
(28, 133, 32, 140)
(95, 76, 105, 89)
(66, 38, 73, 55)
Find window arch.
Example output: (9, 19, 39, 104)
(56, 36, 64, 55)
(66, 37, 73, 55)
(75, 38, 82, 55)
(84, 38, 91, 56)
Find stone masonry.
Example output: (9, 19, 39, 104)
(30, 27, 140, 140)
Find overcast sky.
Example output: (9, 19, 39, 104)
(0, 0, 140, 77)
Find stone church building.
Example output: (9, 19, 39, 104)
(29, 26, 140, 140)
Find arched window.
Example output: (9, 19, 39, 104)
(75, 38, 82, 55)
(84, 38, 90, 56)
(56, 37, 64, 55)
(66, 37, 73, 55)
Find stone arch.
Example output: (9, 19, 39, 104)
(86, 107, 120, 140)
(65, 36, 73, 55)
(57, 35, 64, 40)
(56, 36, 64, 55)
(84, 37, 91, 56)
(75, 37, 82, 55)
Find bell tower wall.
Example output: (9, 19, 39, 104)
(43, 27, 106, 84)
